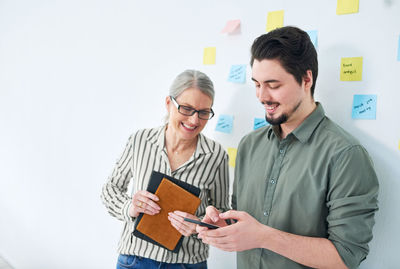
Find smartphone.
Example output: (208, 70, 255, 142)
(183, 218, 219, 229)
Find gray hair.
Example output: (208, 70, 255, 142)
(164, 70, 214, 123)
(169, 69, 215, 103)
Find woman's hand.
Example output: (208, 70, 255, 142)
(168, 211, 199, 236)
(129, 190, 160, 218)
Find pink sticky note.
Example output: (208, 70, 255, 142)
(221, 19, 241, 34)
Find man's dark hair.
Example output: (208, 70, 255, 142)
(250, 26, 318, 97)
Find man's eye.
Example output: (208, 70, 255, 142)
(269, 84, 280, 89)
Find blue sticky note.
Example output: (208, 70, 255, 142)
(228, 65, 246, 83)
(254, 118, 269, 130)
(307, 30, 318, 49)
(215, 114, 234, 134)
(352, 95, 377, 119)
(397, 35, 400, 61)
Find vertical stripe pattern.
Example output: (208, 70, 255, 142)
(101, 125, 230, 264)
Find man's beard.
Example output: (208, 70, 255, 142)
(265, 113, 288, 125)
(264, 100, 302, 126)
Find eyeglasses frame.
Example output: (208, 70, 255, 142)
(170, 96, 214, 120)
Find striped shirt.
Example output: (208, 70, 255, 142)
(101, 125, 230, 264)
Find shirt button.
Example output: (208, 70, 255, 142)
(270, 179, 275, 184)
(280, 149, 284, 154)
(263, 211, 269, 216)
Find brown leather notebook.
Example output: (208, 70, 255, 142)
(133, 171, 201, 252)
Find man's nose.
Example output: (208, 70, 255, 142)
(257, 85, 271, 100)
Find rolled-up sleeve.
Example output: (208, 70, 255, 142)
(100, 135, 135, 222)
(326, 145, 379, 269)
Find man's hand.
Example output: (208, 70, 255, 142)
(197, 210, 265, 252)
(196, 206, 228, 235)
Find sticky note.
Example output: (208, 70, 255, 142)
(221, 19, 241, 34)
(228, 65, 246, 83)
(398, 140, 400, 150)
(352, 95, 377, 119)
(228, 148, 238, 167)
(336, 0, 359, 15)
(254, 118, 269, 130)
(397, 35, 400, 61)
(203, 47, 216, 65)
(340, 57, 363, 81)
(215, 114, 234, 134)
(307, 30, 318, 49)
(266, 10, 284, 32)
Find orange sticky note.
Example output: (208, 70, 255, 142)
(266, 10, 284, 32)
(228, 147, 238, 168)
(340, 57, 363, 81)
(221, 19, 241, 34)
(336, 0, 359, 15)
(203, 47, 216, 65)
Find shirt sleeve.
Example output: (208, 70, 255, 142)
(232, 134, 248, 211)
(209, 152, 230, 213)
(100, 134, 135, 223)
(326, 145, 379, 269)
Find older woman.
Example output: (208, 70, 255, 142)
(101, 69, 230, 269)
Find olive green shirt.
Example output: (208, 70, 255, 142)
(232, 103, 379, 269)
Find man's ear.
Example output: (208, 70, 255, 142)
(303, 70, 313, 92)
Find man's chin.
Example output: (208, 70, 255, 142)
(265, 114, 287, 126)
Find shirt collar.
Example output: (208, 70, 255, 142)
(292, 102, 325, 143)
(147, 125, 166, 152)
(267, 102, 325, 143)
(147, 125, 213, 155)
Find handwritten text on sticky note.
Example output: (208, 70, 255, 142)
(215, 114, 234, 134)
(352, 94, 377, 119)
(228, 65, 246, 83)
(266, 10, 284, 32)
(340, 57, 363, 81)
(203, 47, 216, 65)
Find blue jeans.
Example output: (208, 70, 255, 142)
(116, 254, 208, 269)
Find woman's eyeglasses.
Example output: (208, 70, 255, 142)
(170, 96, 214, 120)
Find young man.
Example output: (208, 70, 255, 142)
(197, 26, 379, 269)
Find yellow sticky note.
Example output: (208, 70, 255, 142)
(203, 47, 216, 65)
(336, 0, 359, 15)
(398, 140, 400, 150)
(266, 10, 284, 32)
(340, 57, 363, 81)
(227, 147, 237, 168)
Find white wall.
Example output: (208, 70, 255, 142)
(0, 1, 399, 268)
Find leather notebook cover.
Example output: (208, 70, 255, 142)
(133, 171, 201, 252)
